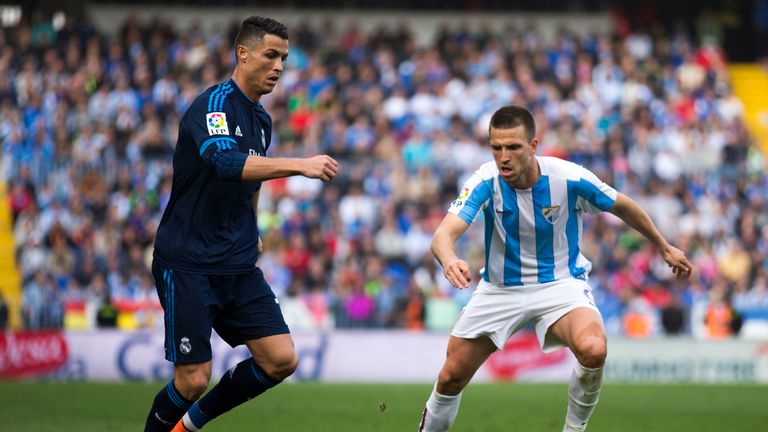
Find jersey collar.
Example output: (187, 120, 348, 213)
(229, 78, 261, 109)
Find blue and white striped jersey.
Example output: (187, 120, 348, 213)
(448, 156, 618, 286)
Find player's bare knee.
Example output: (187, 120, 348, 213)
(174, 363, 211, 397)
(264, 352, 299, 381)
(176, 372, 210, 399)
(436, 380, 465, 396)
(574, 338, 607, 368)
(436, 368, 467, 395)
(279, 352, 299, 378)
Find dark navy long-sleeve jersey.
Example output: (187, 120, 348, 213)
(154, 78, 272, 274)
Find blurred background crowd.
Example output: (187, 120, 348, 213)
(2, 2, 768, 340)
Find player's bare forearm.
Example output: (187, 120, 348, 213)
(241, 155, 302, 181)
(608, 193, 668, 250)
(608, 193, 693, 278)
(432, 214, 472, 288)
(240, 154, 338, 182)
(431, 229, 460, 268)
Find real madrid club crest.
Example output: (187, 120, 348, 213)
(180, 337, 192, 354)
(542, 205, 561, 224)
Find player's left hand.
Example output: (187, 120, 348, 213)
(302, 155, 339, 182)
(661, 245, 693, 280)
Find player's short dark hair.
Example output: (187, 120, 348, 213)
(489, 105, 536, 142)
(234, 16, 288, 48)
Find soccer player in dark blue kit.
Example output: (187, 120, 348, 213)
(143, 16, 339, 432)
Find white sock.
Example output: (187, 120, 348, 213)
(564, 362, 603, 431)
(418, 385, 462, 432)
(181, 413, 201, 431)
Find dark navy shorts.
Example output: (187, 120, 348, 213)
(151, 260, 290, 364)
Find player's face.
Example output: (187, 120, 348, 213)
(489, 125, 538, 186)
(239, 34, 289, 96)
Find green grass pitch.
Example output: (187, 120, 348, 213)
(1, 381, 766, 431)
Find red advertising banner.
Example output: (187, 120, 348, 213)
(0, 331, 69, 378)
(486, 332, 568, 380)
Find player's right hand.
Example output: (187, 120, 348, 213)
(302, 155, 339, 181)
(443, 258, 472, 289)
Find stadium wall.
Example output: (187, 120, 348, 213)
(86, 5, 612, 46)
(2, 330, 767, 383)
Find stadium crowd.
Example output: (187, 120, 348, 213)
(3, 11, 768, 339)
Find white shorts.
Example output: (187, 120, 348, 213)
(451, 277, 602, 352)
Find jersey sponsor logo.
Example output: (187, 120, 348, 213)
(206, 112, 229, 136)
(235, 125, 243, 137)
(542, 205, 561, 224)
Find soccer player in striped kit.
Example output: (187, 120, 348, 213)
(418, 105, 692, 431)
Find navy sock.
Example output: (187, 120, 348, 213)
(144, 380, 193, 432)
(184, 358, 279, 429)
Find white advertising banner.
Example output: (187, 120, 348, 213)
(604, 338, 768, 383)
(41, 330, 574, 382)
(4, 330, 766, 383)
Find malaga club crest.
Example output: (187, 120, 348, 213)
(542, 205, 561, 224)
